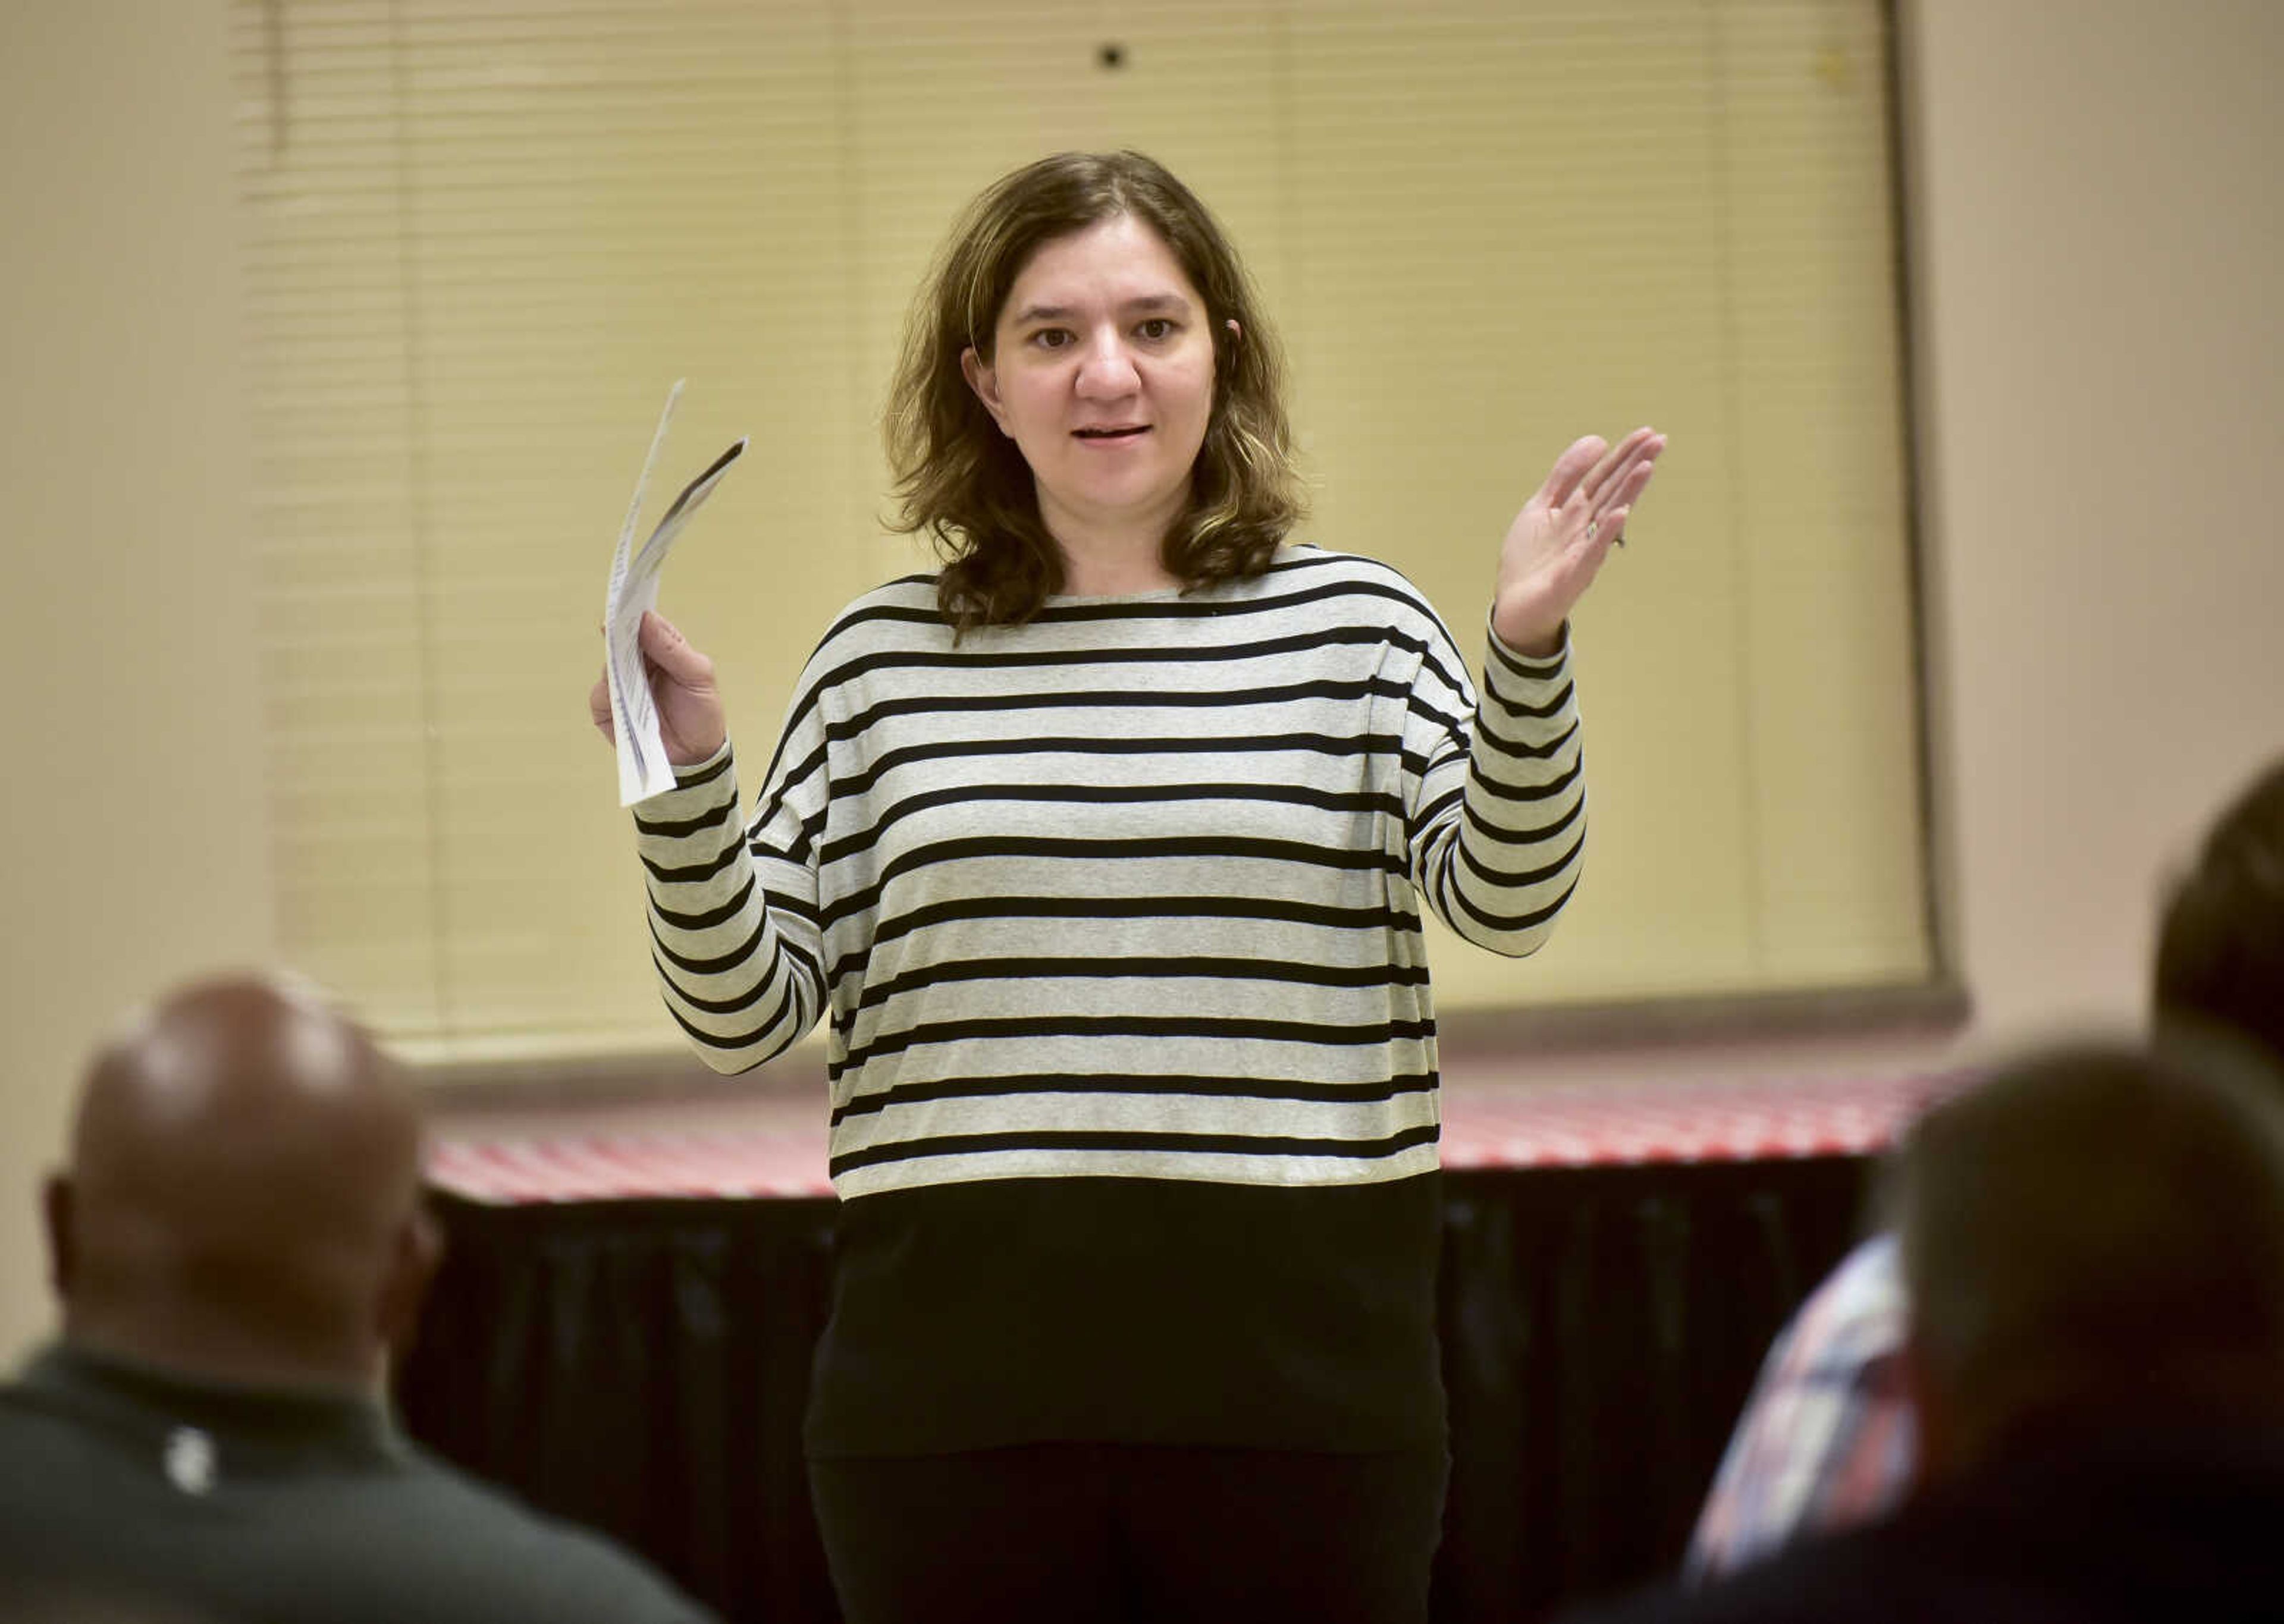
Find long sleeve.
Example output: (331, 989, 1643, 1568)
(632, 713, 831, 1071)
(1403, 615, 1587, 957)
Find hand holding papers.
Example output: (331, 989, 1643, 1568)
(603, 381, 746, 805)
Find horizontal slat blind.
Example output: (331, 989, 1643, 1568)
(233, 0, 1927, 1064)
(1272, 0, 1924, 1006)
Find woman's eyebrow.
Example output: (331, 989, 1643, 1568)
(1008, 291, 1194, 326)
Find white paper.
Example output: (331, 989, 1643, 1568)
(603, 380, 746, 805)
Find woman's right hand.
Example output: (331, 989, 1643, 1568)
(588, 610, 729, 767)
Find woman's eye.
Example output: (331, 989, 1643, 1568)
(1033, 329, 1072, 350)
(1137, 319, 1174, 341)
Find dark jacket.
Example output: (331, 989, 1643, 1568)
(0, 1342, 718, 1624)
(1569, 1420, 2284, 1624)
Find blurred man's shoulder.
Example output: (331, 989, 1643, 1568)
(0, 1368, 714, 1624)
(379, 1444, 716, 1621)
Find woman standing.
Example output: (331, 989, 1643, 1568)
(594, 150, 1662, 1622)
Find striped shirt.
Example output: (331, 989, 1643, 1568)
(629, 544, 1587, 1452)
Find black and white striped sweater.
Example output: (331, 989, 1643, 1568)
(631, 545, 1585, 1453)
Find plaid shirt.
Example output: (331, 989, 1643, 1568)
(1687, 1233, 1916, 1581)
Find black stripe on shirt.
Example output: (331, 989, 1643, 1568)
(818, 837, 1410, 934)
(1446, 872, 1582, 936)
(635, 790, 738, 839)
(827, 1122, 1442, 1177)
(845, 954, 1432, 1019)
(824, 676, 1414, 743)
(829, 1067, 1439, 1126)
(820, 783, 1406, 869)
(833, 1013, 1436, 1078)
(837, 894, 1425, 982)
(836, 730, 1405, 799)
(641, 841, 744, 885)
(651, 873, 756, 932)
(1468, 756, 1585, 806)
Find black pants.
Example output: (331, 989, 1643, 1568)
(808, 1442, 1448, 1624)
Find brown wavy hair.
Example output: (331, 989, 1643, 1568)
(884, 151, 1305, 633)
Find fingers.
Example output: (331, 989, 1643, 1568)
(1536, 426, 1665, 527)
(1577, 426, 1656, 502)
(588, 672, 617, 745)
(1532, 435, 1609, 511)
(638, 610, 716, 687)
(1580, 431, 1665, 544)
(1581, 428, 1662, 504)
(1598, 447, 1661, 520)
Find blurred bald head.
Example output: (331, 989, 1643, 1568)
(46, 974, 435, 1391)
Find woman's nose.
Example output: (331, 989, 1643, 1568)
(1074, 332, 1140, 397)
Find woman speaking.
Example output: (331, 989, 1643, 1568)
(592, 148, 1663, 1622)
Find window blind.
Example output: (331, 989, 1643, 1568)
(233, 0, 1928, 1063)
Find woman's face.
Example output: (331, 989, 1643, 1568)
(962, 213, 1221, 552)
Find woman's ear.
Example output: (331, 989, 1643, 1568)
(1225, 318, 1242, 344)
(961, 347, 1012, 436)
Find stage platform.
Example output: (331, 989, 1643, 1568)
(426, 1068, 1953, 1202)
(400, 1066, 1956, 1622)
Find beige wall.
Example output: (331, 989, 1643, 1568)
(1472, 0, 2283, 1090)
(0, 5, 275, 1360)
(2, 0, 2279, 1362)
(1905, 0, 2284, 1037)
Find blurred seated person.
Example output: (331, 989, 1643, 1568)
(1574, 1034, 2284, 1624)
(1687, 756, 2284, 1578)
(0, 973, 720, 1624)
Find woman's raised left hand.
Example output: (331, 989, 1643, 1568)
(1491, 427, 1665, 656)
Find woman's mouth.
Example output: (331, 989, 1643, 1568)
(1072, 425, 1150, 441)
